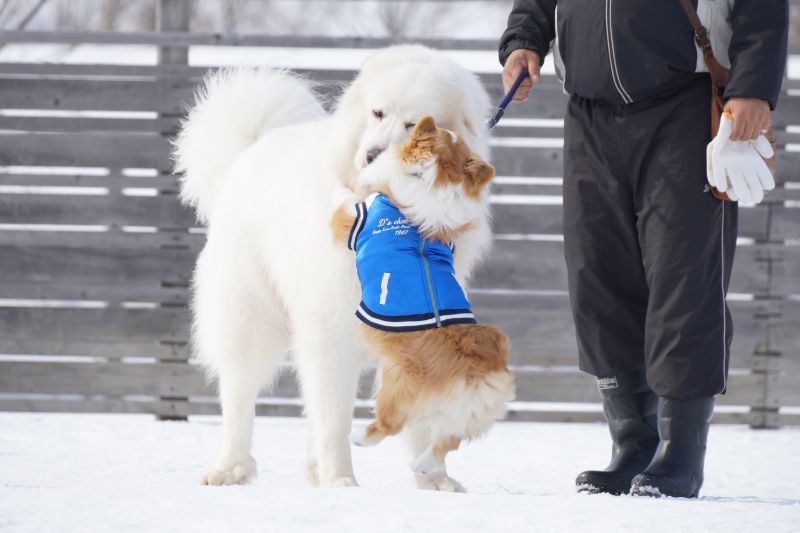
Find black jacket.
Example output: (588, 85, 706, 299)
(499, 0, 788, 109)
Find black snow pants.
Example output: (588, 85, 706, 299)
(562, 77, 737, 400)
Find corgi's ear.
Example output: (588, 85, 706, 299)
(464, 154, 495, 196)
(412, 116, 437, 138)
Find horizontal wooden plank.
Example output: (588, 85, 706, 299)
(510, 410, 777, 426)
(469, 293, 776, 367)
(2, 26, 800, 60)
(770, 246, 800, 295)
(490, 203, 772, 241)
(777, 412, 800, 427)
(0, 361, 209, 396)
(769, 309, 800, 360)
(495, 180, 800, 203)
(0, 360, 767, 410)
(9, 184, 776, 240)
(472, 240, 567, 294)
(0, 289, 786, 366)
(753, 354, 800, 373)
(1, 59, 797, 119)
(0, 77, 195, 114)
(0, 115, 180, 134)
(0, 30, 503, 50)
(1, 74, 788, 126)
(0, 362, 374, 399)
(0, 132, 172, 170)
(512, 369, 763, 406)
(0, 172, 181, 190)
(0, 230, 204, 249)
(473, 240, 774, 296)
(491, 125, 564, 139)
(1, 133, 795, 193)
(0, 62, 208, 78)
(0, 282, 189, 305)
(0, 192, 195, 228)
(0, 396, 331, 419)
(0, 395, 784, 425)
(0, 396, 777, 425)
(0, 238, 196, 288)
(0, 307, 189, 343)
(0, 71, 565, 118)
(0, 249, 778, 305)
(0, 397, 165, 415)
(774, 373, 800, 406)
(493, 125, 800, 147)
(770, 205, 800, 241)
(0, 339, 190, 359)
(490, 146, 563, 177)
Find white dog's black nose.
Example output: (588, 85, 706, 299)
(366, 147, 384, 165)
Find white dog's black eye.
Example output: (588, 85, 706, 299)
(372, 109, 384, 120)
(404, 122, 415, 130)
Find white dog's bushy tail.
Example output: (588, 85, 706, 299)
(173, 68, 325, 222)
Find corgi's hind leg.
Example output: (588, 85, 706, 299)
(351, 366, 412, 447)
(411, 436, 461, 475)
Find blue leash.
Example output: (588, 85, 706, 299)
(486, 70, 529, 130)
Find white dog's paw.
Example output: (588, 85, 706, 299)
(320, 476, 359, 488)
(201, 456, 257, 486)
(414, 472, 465, 493)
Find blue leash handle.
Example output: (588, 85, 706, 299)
(487, 69, 529, 130)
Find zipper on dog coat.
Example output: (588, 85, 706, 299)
(349, 193, 476, 332)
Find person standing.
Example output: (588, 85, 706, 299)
(498, 0, 788, 497)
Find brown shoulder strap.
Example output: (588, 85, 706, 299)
(676, 0, 729, 87)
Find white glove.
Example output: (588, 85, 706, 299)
(708, 113, 775, 204)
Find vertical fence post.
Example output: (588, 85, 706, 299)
(156, 0, 191, 421)
(748, 203, 781, 430)
(157, 0, 190, 66)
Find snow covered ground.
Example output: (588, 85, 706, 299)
(0, 414, 798, 532)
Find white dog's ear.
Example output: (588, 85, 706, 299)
(329, 78, 366, 190)
(453, 68, 491, 161)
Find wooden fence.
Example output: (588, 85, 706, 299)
(0, 13, 798, 427)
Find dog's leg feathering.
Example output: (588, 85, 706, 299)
(406, 426, 465, 492)
(293, 320, 363, 488)
(195, 245, 289, 486)
(201, 369, 261, 486)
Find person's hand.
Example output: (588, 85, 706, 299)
(502, 49, 540, 102)
(724, 97, 770, 141)
(708, 112, 774, 204)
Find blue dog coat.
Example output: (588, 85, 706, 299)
(348, 193, 476, 332)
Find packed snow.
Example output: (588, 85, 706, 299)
(0, 413, 798, 532)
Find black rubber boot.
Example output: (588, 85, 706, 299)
(575, 368, 659, 495)
(630, 397, 715, 498)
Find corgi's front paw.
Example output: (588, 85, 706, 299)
(414, 472, 465, 493)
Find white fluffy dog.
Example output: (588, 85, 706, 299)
(173, 45, 492, 490)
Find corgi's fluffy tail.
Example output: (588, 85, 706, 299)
(173, 67, 325, 223)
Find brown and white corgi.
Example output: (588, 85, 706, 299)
(331, 116, 515, 482)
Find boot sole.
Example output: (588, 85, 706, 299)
(630, 476, 700, 498)
(576, 483, 628, 496)
(575, 472, 632, 496)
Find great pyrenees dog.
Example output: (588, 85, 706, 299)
(174, 45, 492, 490)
